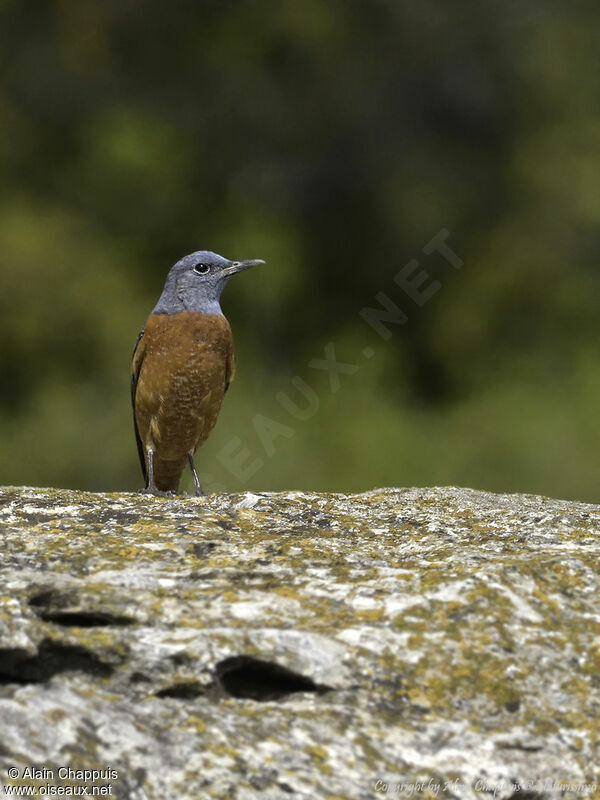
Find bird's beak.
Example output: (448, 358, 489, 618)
(221, 259, 265, 277)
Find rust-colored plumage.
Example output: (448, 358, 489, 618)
(132, 250, 263, 495)
(132, 312, 234, 493)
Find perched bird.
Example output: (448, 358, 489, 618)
(131, 251, 264, 495)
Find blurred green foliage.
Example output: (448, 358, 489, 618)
(0, 0, 598, 501)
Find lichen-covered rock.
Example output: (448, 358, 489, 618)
(0, 486, 598, 800)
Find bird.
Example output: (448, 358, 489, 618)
(131, 251, 264, 496)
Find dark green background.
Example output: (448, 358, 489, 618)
(1, 0, 598, 501)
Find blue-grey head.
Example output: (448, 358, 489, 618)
(152, 251, 264, 316)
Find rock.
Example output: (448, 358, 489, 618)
(0, 485, 598, 800)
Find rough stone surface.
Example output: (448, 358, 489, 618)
(0, 485, 598, 800)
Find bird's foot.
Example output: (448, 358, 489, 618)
(139, 487, 177, 498)
(187, 453, 204, 497)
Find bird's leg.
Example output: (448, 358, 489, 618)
(140, 447, 177, 497)
(141, 449, 175, 496)
(188, 452, 204, 497)
(146, 448, 156, 491)
(142, 448, 160, 494)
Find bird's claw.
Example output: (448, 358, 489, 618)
(139, 487, 177, 497)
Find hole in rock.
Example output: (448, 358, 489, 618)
(29, 590, 59, 608)
(155, 682, 206, 699)
(29, 593, 134, 628)
(216, 655, 332, 701)
(130, 671, 151, 684)
(170, 652, 195, 666)
(38, 611, 134, 628)
(190, 541, 219, 559)
(0, 640, 113, 684)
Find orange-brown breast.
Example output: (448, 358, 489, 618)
(132, 312, 234, 490)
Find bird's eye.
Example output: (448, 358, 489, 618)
(193, 263, 210, 275)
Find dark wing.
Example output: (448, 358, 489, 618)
(131, 327, 147, 482)
(224, 338, 235, 394)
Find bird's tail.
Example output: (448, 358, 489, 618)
(153, 457, 187, 493)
